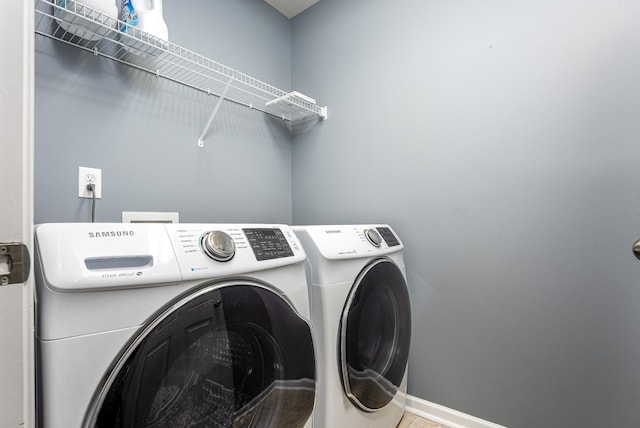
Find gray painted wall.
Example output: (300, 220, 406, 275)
(35, 0, 293, 224)
(34, 0, 640, 426)
(291, 1, 640, 427)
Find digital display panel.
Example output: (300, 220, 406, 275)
(243, 228, 294, 261)
(376, 227, 400, 247)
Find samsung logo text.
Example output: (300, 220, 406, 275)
(89, 231, 135, 238)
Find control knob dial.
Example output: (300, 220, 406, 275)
(364, 228, 383, 248)
(201, 230, 236, 262)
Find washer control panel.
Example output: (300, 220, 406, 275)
(166, 224, 305, 280)
(243, 228, 294, 261)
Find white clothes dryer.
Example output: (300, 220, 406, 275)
(293, 225, 411, 428)
(35, 223, 316, 428)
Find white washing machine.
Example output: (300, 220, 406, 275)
(35, 223, 316, 428)
(293, 225, 411, 428)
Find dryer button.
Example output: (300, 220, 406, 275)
(201, 231, 236, 262)
(364, 228, 383, 248)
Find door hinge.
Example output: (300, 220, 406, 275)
(0, 243, 30, 286)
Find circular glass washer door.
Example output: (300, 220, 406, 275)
(339, 258, 411, 412)
(86, 282, 316, 428)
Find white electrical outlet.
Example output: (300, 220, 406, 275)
(78, 166, 102, 199)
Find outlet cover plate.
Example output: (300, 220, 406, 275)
(78, 166, 102, 199)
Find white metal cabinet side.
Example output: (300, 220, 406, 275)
(0, 1, 35, 427)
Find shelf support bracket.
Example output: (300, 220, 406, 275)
(197, 75, 235, 148)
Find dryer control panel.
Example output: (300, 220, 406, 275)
(293, 224, 403, 260)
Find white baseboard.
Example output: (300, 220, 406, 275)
(404, 394, 507, 428)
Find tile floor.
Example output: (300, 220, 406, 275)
(398, 412, 448, 428)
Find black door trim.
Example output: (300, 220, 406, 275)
(339, 257, 411, 412)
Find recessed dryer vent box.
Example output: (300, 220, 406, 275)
(122, 212, 179, 223)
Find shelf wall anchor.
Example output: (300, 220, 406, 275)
(197, 74, 236, 148)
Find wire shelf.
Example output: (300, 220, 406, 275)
(34, 0, 327, 137)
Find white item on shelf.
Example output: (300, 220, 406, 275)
(119, 0, 168, 54)
(54, 0, 118, 41)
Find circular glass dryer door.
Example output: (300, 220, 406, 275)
(339, 258, 411, 412)
(86, 283, 316, 428)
